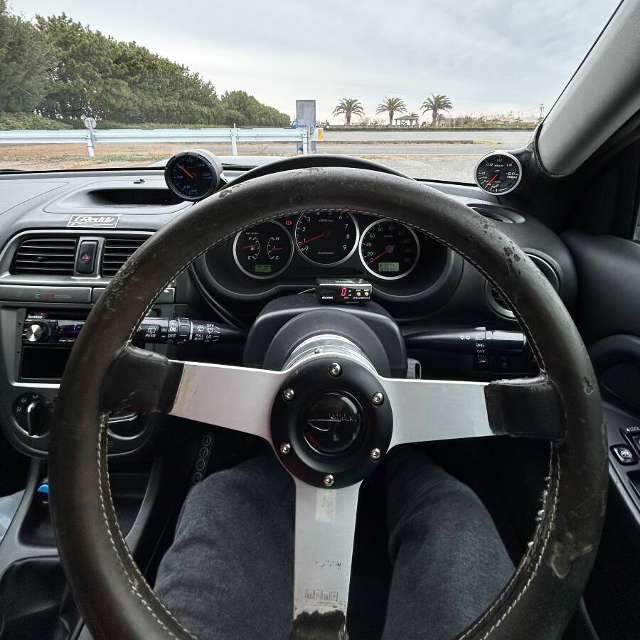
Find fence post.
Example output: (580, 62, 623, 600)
(230, 128, 238, 156)
(85, 124, 96, 158)
(302, 127, 309, 155)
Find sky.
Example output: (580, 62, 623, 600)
(16, 0, 621, 123)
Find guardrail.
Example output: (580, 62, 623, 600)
(0, 126, 317, 157)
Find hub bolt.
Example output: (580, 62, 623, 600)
(280, 442, 291, 455)
(370, 448, 381, 461)
(323, 474, 335, 487)
(283, 388, 295, 401)
(329, 363, 342, 377)
(371, 392, 384, 406)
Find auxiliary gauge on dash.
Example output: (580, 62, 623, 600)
(474, 151, 522, 196)
(165, 149, 222, 201)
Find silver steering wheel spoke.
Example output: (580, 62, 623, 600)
(383, 376, 495, 447)
(292, 479, 361, 634)
(168, 360, 288, 442)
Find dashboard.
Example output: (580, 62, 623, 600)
(0, 154, 579, 459)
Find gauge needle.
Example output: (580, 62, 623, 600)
(298, 233, 325, 247)
(242, 243, 259, 250)
(269, 247, 284, 252)
(177, 164, 195, 179)
(486, 172, 500, 186)
(367, 249, 388, 265)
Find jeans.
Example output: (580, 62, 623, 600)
(151, 447, 514, 640)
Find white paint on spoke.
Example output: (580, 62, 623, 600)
(293, 480, 361, 620)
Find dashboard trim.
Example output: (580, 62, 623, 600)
(0, 229, 154, 288)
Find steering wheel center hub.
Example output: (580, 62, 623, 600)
(270, 337, 393, 489)
(303, 391, 364, 456)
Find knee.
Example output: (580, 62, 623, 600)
(176, 450, 294, 536)
(386, 456, 497, 550)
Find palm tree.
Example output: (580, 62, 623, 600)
(376, 97, 407, 126)
(421, 94, 453, 126)
(332, 98, 364, 126)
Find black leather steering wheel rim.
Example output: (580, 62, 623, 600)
(50, 166, 607, 640)
(220, 153, 412, 190)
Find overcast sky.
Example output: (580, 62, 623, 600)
(17, 0, 620, 123)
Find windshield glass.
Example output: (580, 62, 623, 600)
(0, 0, 619, 180)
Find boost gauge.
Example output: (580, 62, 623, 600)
(165, 149, 222, 201)
(233, 221, 292, 279)
(475, 152, 522, 195)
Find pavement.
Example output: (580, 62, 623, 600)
(322, 130, 533, 145)
(312, 129, 533, 181)
(0, 129, 534, 181)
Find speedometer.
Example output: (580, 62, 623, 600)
(359, 219, 420, 280)
(474, 152, 522, 195)
(295, 211, 358, 266)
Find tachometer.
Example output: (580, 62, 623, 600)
(359, 219, 420, 280)
(233, 221, 292, 279)
(474, 152, 522, 195)
(295, 211, 358, 266)
(165, 149, 221, 201)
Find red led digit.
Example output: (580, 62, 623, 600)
(341, 287, 347, 298)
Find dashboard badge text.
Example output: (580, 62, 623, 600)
(67, 214, 120, 228)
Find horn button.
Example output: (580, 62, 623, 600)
(271, 355, 393, 489)
(303, 391, 363, 456)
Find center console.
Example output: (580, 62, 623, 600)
(0, 293, 178, 459)
(0, 275, 207, 640)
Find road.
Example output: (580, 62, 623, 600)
(312, 130, 533, 181)
(0, 129, 534, 181)
(322, 130, 532, 145)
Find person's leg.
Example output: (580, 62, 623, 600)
(381, 447, 514, 640)
(153, 448, 295, 640)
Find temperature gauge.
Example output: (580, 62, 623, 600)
(233, 221, 292, 279)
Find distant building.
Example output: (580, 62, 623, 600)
(394, 114, 420, 127)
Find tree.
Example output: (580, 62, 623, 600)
(31, 13, 289, 127)
(0, 1, 53, 113)
(421, 94, 453, 127)
(0, 5, 290, 127)
(332, 98, 364, 126)
(376, 97, 407, 126)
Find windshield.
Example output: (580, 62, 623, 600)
(0, 0, 619, 180)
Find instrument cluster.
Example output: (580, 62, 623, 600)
(232, 212, 422, 282)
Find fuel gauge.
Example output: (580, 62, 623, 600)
(233, 221, 292, 279)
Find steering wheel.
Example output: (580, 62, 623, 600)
(50, 166, 607, 640)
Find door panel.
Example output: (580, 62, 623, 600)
(563, 229, 640, 640)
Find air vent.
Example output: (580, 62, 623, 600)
(101, 237, 148, 277)
(473, 207, 514, 224)
(486, 254, 560, 320)
(489, 287, 510, 312)
(469, 205, 525, 224)
(13, 237, 77, 275)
